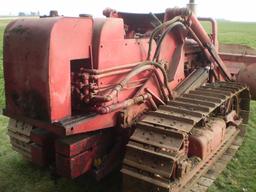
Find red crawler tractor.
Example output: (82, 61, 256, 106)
(3, 1, 256, 191)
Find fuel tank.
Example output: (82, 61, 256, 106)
(188, 118, 226, 160)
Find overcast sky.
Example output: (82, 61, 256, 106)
(0, 0, 256, 22)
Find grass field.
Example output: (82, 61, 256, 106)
(213, 21, 256, 49)
(0, 19, 256, 192)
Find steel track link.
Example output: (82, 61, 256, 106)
(7, 118, 34, 160)
(122, 82, 250, 192)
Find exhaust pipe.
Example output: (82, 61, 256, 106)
(187, 0, 197, 15)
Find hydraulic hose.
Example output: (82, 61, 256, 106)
(153, 22, 187, 61)
(147, 16, 184, 60)
(94, 16, 189, 103)
(94, 61, 172, 102)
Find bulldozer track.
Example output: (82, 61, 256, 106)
(7, 119, 33, 160)
(183, 132, 245, 192)
(122, 81, 250, 192)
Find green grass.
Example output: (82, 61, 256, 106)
(0, 20, 8, 107)
(203, 20, 256, 48)
(209, 103, 256, 192)
(0, 19, 256, 192)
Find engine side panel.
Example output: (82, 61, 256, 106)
(4, 17, 93, 122)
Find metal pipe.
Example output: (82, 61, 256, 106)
(187, 0, 197, 15)
(84, 62, 139, 75)
(190, 15, 213, 47)
(93, 63, 155, 102)
(164, 7, 231, 80)
(198, 17, 218, 49)
(189, 14, 231, 80)
(94, 61, 172, 102)
(186, 26, 215, 63)
(152, 71, 169, 102)
(97, 93, 152, 114)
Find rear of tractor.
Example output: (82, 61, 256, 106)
(2, 3, 256, 192)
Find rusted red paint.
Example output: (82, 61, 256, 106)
(220, 44, 256, 99)
(56, 150, 94, 178)
(3, 7, 256, 180)
(189, 119, 226, 160)
(4, 17, 93, 122)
